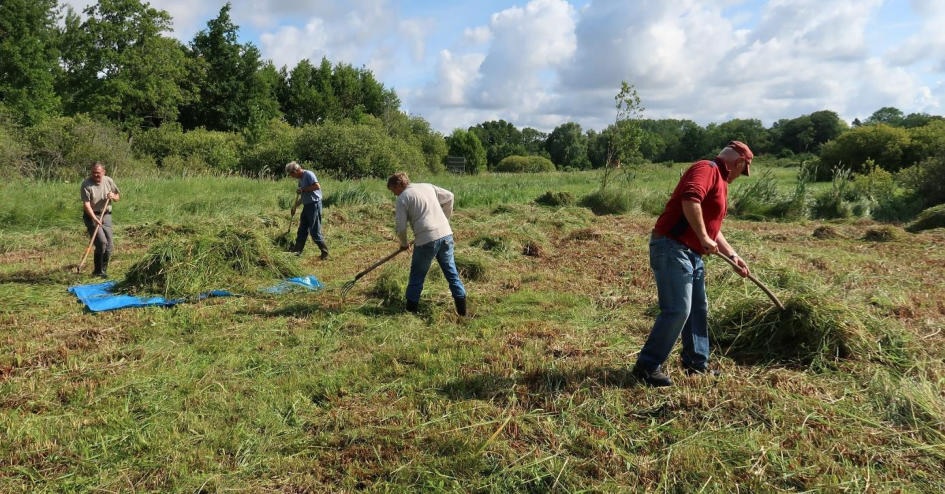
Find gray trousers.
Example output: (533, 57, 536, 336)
(83, 212, 114, 272)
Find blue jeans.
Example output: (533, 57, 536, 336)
(295, 201, 324, 250)
(636, 234, 709, 371)
(406, 235, 466, 303)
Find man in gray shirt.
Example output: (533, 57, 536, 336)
(80, 162, 121, 277)
(387, 172, 467, 316)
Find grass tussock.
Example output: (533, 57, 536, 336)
(534, 191, 574, 207)
(711, 289, 909, 370)
(116, 226, 303, 297)
(812, 225, 842, 239)
(862, 225, 905, 242)
(455, 255, 487, 281)
(369, 269, 403, 306)
(905, 203, 945, 232)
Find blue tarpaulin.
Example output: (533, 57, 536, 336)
(68, 275, 322, 312)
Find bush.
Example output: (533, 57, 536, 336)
(296, 121, 426, 179)
(238, 120, 302, 177)
(25, 115, 141, 180)
(898, 153, 945, 208)
(177, 128, 244, 172)
(494, 155, 556, 173)
(0, 124, 29, 179)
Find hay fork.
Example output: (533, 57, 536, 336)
(340, 246, 408, 298)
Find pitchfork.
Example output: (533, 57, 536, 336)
(340, 246, 409, 298)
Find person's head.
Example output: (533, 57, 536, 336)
(90, 162, 106, 184)
(387, 172, 410, 196)
(717, 140, 752, 182)
(285, 161, 303, 178)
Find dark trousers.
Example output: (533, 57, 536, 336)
(295, 201, 327, 252)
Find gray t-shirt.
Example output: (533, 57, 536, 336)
(80, 176, 120, 213)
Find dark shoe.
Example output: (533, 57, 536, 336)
(632, 364, 673, 387)
(405, 299, 419, 313)
(319, 250, 329, 260)
(684, 366, 721, 377)
(453, 296, 467, 316)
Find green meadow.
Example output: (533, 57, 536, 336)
(1, 167, 943, 492)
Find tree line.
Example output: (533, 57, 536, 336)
(4, 0, 945, 188)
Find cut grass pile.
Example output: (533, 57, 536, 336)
(711, 288, 912, 370)
(115, 225, 303, 297)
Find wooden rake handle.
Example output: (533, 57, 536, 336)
(353, 247, 408, 281)
(715, 252, 785, 310)
(77, 197, 111, 272)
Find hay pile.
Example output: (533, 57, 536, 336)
(710, 291, 908, 370)
(116, 226, 303, 298)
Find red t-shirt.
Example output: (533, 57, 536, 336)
(653, 158, 729, 255)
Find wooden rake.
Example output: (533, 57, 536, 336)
(76, 197, 110, 274)
(715, 252, 785, 310)
(340, 247, 408, 298)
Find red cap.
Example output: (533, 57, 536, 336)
(728, 140, 753, 176)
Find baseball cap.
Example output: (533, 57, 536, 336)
(727, 140, 753, 176)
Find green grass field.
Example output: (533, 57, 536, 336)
(1, 168, 943, 492)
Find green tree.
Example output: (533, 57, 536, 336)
(819, 123, 912, 175)
(520, 127, 548, 156)
(180, 3, 280, 131)
(865, 107, 905, 127)
(58, 0, 190, 128)
(0, 0, 61, 125)
(545, 122, 589, 169)
(469, 120, 526, 169)
(705, 118, 769, 155)
(445, 129, 486, 174)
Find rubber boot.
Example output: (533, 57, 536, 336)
(100, 252, 110, 278)
(92, 251, 104, 277)
(316, 241, 329, 260)
(454, 297, 467, 316)
(405, 299, 419, 313)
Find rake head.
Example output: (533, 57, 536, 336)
(340, 279, 358, 298)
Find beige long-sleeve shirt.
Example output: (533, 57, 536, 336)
(394, 183, 454, 247)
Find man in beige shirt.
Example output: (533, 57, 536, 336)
(387, 172, 467, 315)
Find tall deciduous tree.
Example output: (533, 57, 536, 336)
(0, 0, 61, 125)
(445, 129, 486, 174)
(58, 0, 190, 128)
(469, 120, 525, 169)
(180, 3, 280, 132)
(545, 122, 589, 169)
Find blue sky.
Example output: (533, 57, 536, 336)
(63, 0, 945, 135)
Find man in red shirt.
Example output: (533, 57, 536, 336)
(632, 141, 753, 387)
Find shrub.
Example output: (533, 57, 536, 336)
(238, 119, 302, 177)
(25, 115, 140, 180)
(897, 153, 945, 208)
(494, 155, 556, 173)
(296, 121, 426, 179)
(0, 124, 29, 179)
(177, 128, 244, 172)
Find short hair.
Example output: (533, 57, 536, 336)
(387, 172, 410, 189)
(284, 161, 302, 174)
